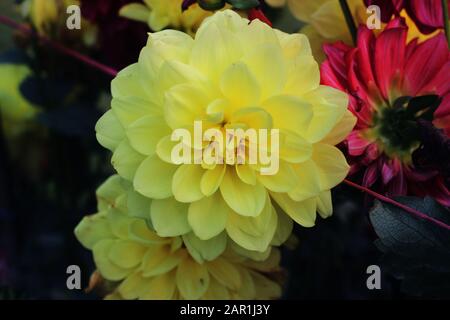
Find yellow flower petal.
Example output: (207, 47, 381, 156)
(242, 42, 286, 99)
(183, 232, 227, 263)
(225, 198, 277, 252)
(220, 62, 260, 108)
(128, 219, 169, 245)
(127, 115, 171, 156)
(279, 129, 313, 163)
(151, 197, 191, 237)
(207, 257, 241, 291)
(321, 110, 356, 145)
(257, 160, 298, 193)
(117, 272, 147, 300)
(176, 257, 210, 300)
(111, 140, 146, 181)
(134, 155, 177, 199)
(188, 192, 228, 240)
(93, 240, 132, 281)
(236, 164, 257, 186)
(119, 3, 150, 23)
(108, 240, 147, 269)
(270, 193, 317, 227)
(200, 164, 226, 196)
(284, 55, 320, 96)
(316, 190, 333, 219)
(172, 164, 205, 203)
(220, 168, 266, 217)
(261, 95, 313, 138)
(140, 272, 177, 300)
(95, 111, 125, 152)
(250, 271, 282, 299)
(203, 277, 231, 300)
(141, 245, 182, 277)
(230, 107, 273, 130)
(275, 31, 312, 59)
(164, 83, 210, 129)
(287, 160, 322, 201)
(127, 189, 152, 220)
(96, 175, 125, 211)
(74, 213, 113, 250)
(190, 21, 242, 83)
(312, 143, 350, 190)
(271, 209, 293, 246)
(303, 85, 349, 143)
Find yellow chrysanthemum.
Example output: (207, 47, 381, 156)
(0, 64, 38, 135)
(96, 10, 354, 253)
(75, 175, 283, 300)
(120, 0, 212, 34)
(267, 0, 440, 61)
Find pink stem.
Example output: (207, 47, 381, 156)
(343, 179, 450, 231)
(0, 15, 118, 77)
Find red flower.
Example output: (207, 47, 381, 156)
(364, 0, 449, 34)
(248, 8, 272, 27)
(321, 18, 450, 205)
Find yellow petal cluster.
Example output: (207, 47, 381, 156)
(20, 0, 96, 45)
(96, 10, 354, 254)
(75, 175, 283, 300)
(120, 0, 212, 34)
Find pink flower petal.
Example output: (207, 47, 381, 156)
(320, 60, 346, 91)
(323, 42, 352, 88)
(347, 131, 372, 156)
(421, 60, 450, 97)
(403, 33, 448, 96)
(356, 27, 376, 90)
(374, 21, 407, 100)
(363, 0, 403, 22)
(406, 0, 448, 34)
(381, 160, 396, 184)
(387, 165, 407, 196)
(363, 162, 379, 187)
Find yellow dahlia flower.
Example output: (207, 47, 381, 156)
(96, 10, 354, 253)
(75, 175, 283, 300)
(120, 0, 212, 34)
(267, 0, 440, 61)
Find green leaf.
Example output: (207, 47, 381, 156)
(370, 196, 450, 298)
(198, 0, 226, 10)
(227, 0, 260, 10)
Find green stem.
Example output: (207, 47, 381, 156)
(339, 0, 357, 45)
(443, 0, 450, 48)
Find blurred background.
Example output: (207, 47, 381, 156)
(0, 0, 402, 300)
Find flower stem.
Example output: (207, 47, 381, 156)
(343, 179, 450, 231)
(339, 0, 357, 45)
(0, 15, 118, 77)
(443, 0, 450, 48)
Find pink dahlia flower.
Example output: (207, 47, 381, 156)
(321, 18, 450, 206)
(364, 0, 450, 34)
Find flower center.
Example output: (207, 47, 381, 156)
(370, 95, 441, 162)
